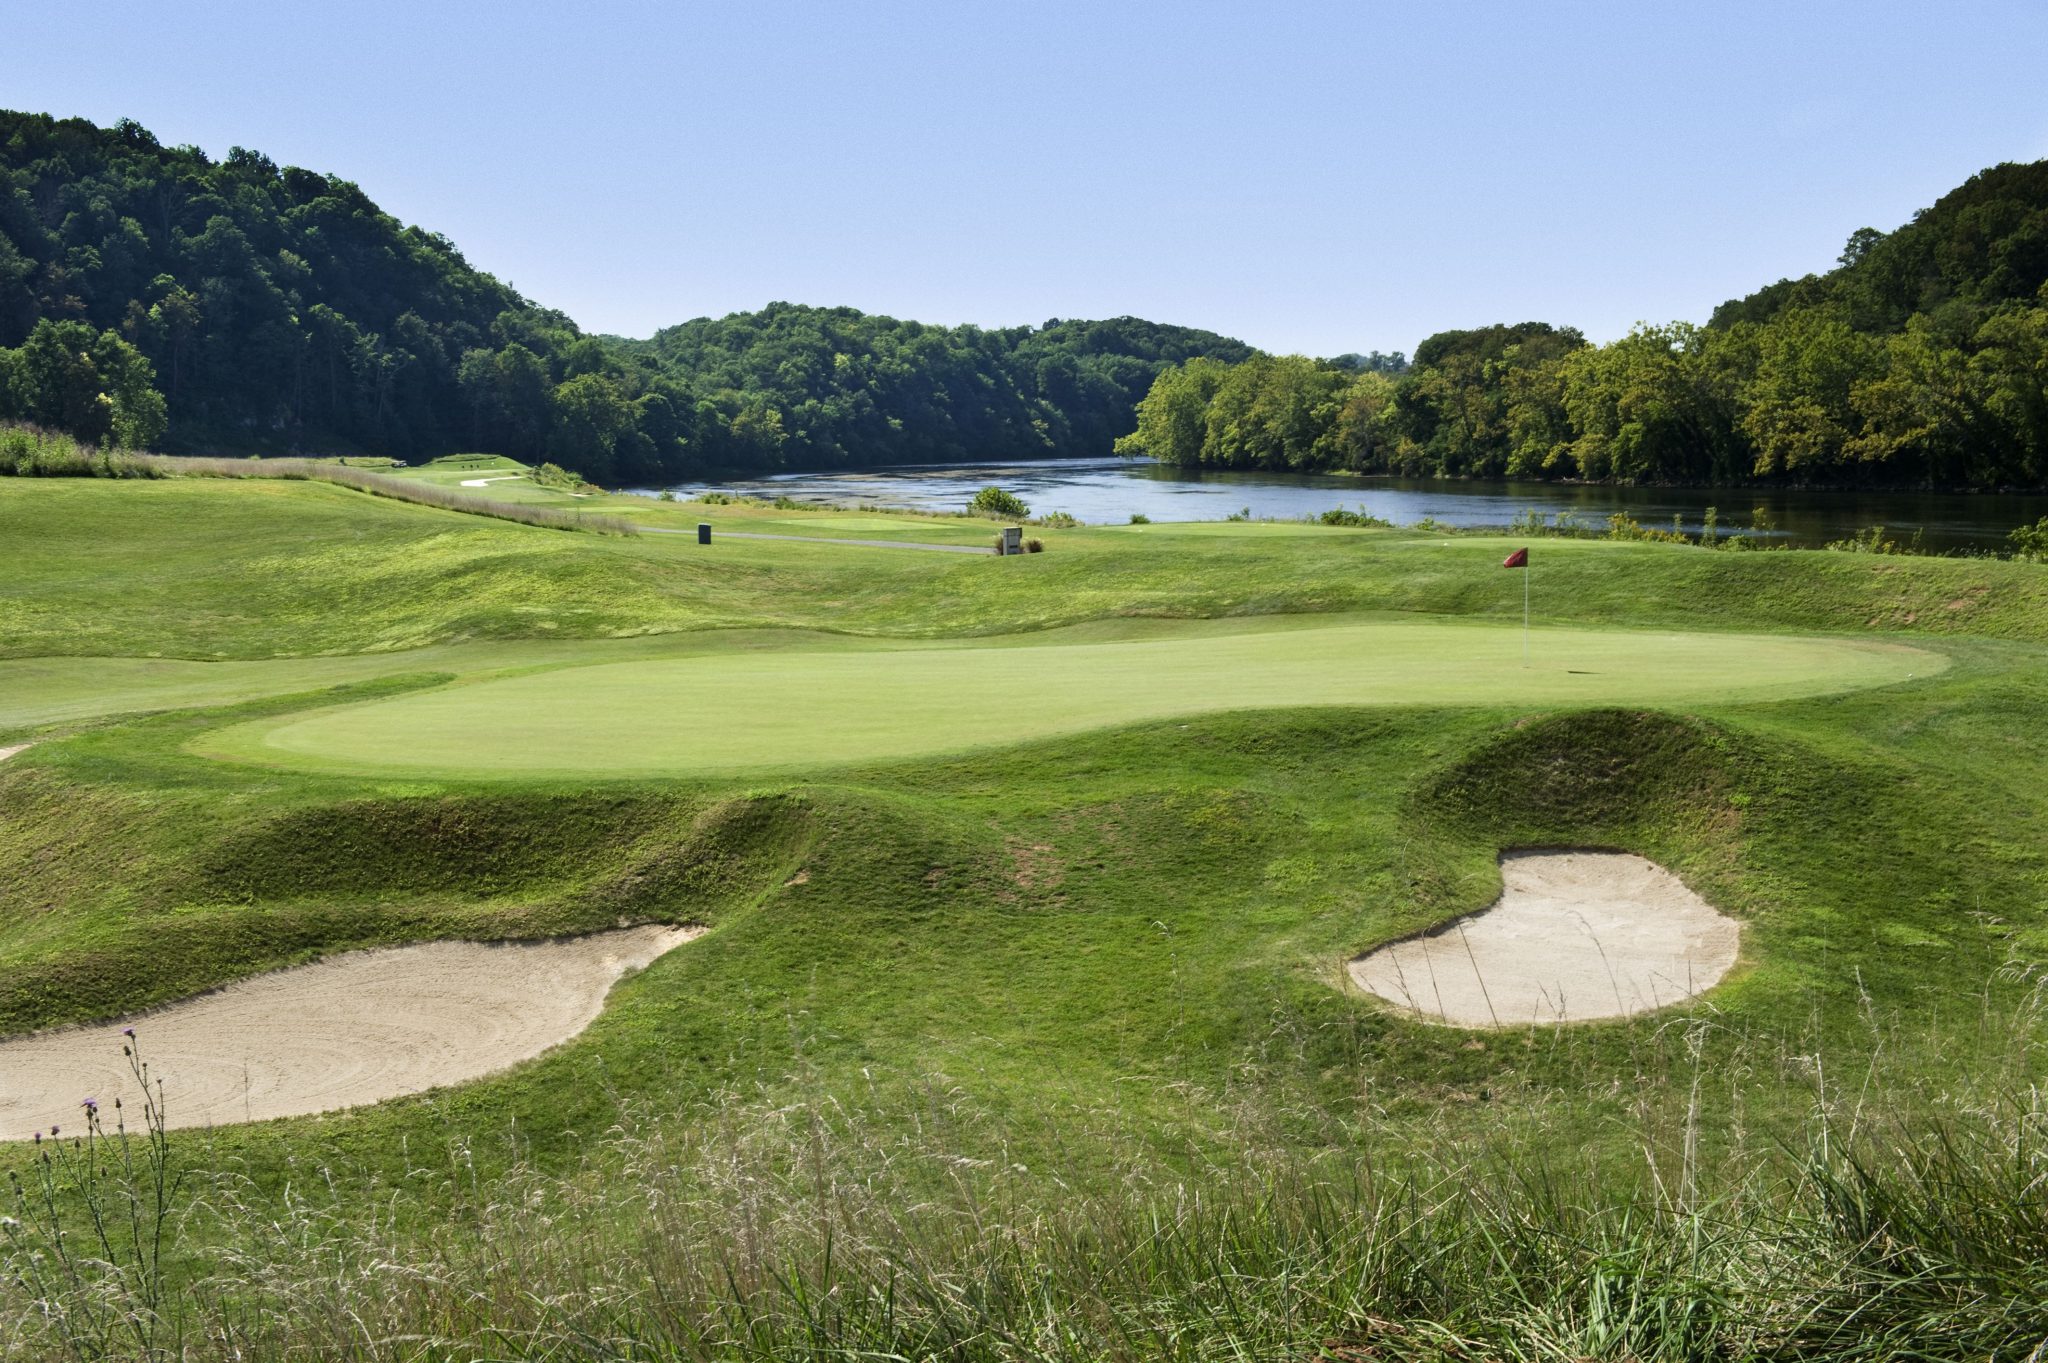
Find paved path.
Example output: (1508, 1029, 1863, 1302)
(644, 528, 991, 554)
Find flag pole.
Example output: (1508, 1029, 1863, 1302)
(1522, 556, 1530, 668)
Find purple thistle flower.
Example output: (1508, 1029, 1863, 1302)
(81, 1098, 97, 1113)
(121, 1027, 135, 1038)
(48, 1125, 58, 1137)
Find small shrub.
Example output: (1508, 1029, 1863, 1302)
(773, 495, 801, 510)
(530, 461, 591, 492)
(1318, 506, 1392, 528)
(1825, 525, 1923, 556)
(1024, 537, 1044, 553)
(1034, 510, 1079, 528)
(1128, 512, 1151, 525)
(1509, 507, 1597, 539)
(2007, 516, 2048, 563)
(968, 486, 1029, 518)
(1224, 506, 1252, 522)
(1604, 513, 1689, 544)
(656, 488, 677, 502)
(696, 491, 733, 505)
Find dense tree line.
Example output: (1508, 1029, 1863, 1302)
(0, 111, 1253, 480)
(1121, 162, 2048, 488)
(9, 109, 2040, 490)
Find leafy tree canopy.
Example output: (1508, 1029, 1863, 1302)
(1122, 162, 2048, 490)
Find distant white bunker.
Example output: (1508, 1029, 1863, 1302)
(1349, 851, 1739, 1025)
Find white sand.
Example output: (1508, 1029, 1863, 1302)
(0, 743, 30, 762)
(459, 474, 526, 488)
(1347, 851, 1738, 1026)
(0, 925, 698, 1140)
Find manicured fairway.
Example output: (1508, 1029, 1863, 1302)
(197, 615, 1938, 778)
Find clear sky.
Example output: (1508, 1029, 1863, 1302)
(11, 1, 2048, 356)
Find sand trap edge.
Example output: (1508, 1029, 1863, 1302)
(1344, 848, 1741, 1028)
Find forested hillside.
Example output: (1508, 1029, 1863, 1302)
(0, 111, 1251, 478)
(626, 305, 1253, 470)
(1120, 162, 2048, 488)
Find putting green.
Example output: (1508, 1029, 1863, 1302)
(192, 616, 1939, 778)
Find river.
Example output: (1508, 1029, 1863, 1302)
(635, 457, 2048, 553)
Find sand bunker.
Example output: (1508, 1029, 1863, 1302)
(1348, 852, 1738, 1026)
(0, 743, 30, 762)
(0, 925, 697, 1141)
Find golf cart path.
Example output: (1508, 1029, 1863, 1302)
(645, 527, 990, 553)
(0, 925, 699, 1140)
(1348, 851, 1739, 1025)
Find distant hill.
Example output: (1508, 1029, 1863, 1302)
(0, 109, 535, 456)
(0, 111, 1255, 478)
(1712, 160, 2048, 331)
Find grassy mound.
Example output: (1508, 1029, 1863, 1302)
(1415, 708, 1744, 847)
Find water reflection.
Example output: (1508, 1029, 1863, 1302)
(632, 457, 2047, 553)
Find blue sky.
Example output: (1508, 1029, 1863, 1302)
(11, 1, 2048, 355)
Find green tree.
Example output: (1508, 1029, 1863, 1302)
(1115, 356, 1231, 465)
(1737, 309, 1883, 477)
(968, 486, 1029, 518)
(547, 372, 636, 479)
(0, 318, 166, 446)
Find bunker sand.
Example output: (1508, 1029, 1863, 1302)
(0, 925, 698, 1141)
(1349, 852, 1738, 1026)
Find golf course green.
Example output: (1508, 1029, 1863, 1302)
(194, 614, 1936, 777)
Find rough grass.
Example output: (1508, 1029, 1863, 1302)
(1, 474, 2045, 1360)
(7, 1005, 2047, 1361)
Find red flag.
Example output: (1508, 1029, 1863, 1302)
(1502, 547, 1528, 568)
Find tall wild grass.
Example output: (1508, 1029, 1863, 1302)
(0, 424, 637, 535)
(6, 970, 2046, 1362)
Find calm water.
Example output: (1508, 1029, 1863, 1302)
(636, 457, 2048, 553)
